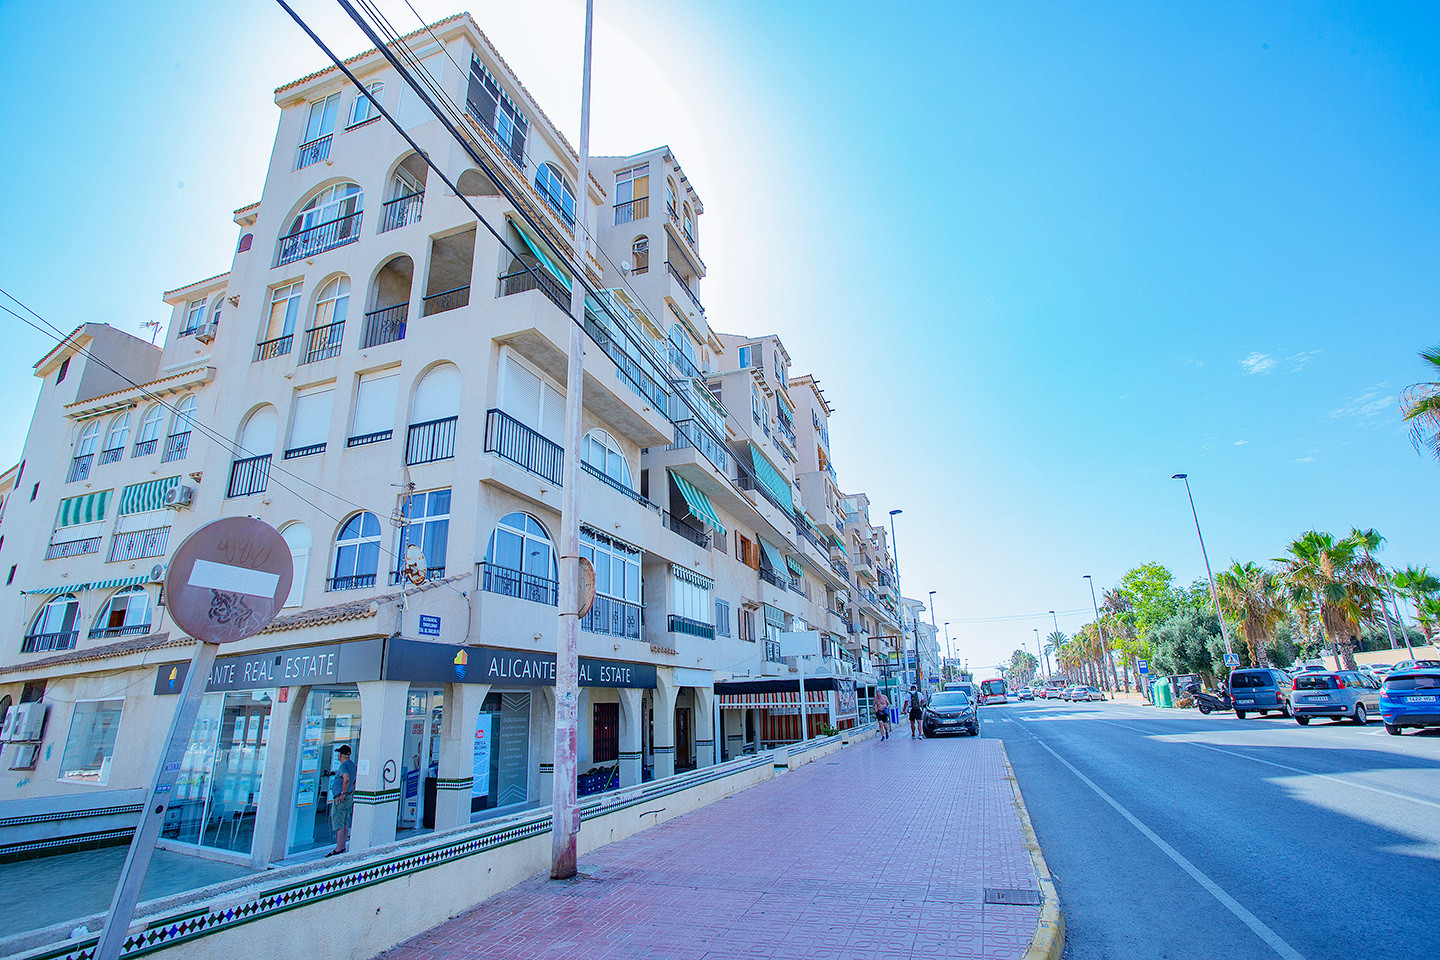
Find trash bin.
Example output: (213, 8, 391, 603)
(1155, 679, 1173, 708)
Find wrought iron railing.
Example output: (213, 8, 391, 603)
(329, 573, 376, 592)
(295, 133, 331, 169)
(422, 285, 470, 316)
(759, 567, 786, 589)
(45, 537, 100, 560)
(499, 267, 567, 310)
(481, 561, 558, 605)
(284, 443, 326, 460)
(67, 454, 93, 483)
(362, 303, 408, 348)
(776, 417, 796, 443)
(89, 623, 152, 640)
(108, 527, 170, 563)
(380, 191, 423, 232)
(161, 432, 190, 463)
(99, 447, 124, 465)
(580, 308, 672, 412)
(666, 261, 704, 316)
(613, 197, 649, 224)
(347, 429, 392, 448)
(303, 321, 344, 363)
(667, 614, 715, 640)
(390, 566, 445, 585)
(133, 438, 158, 458)
(254, 334, 293, 362)
(666, 338, 703, 381)
(21, 631, 78, 654)
(662, 511, 709, 548)
(406, 416, 457, 465)
(582, 595, 642, 640)
(275, 211, 362, 266)
(580, 461, 654, 509)
(830, 558, 849, 579)
(666, 420, 728, 474)
(484, 408, 562, 484)
(735, 471, 791, 518)
(789, 579, 808, 598)
(764, 639, 783, 663)
(227, 454, 270, 498)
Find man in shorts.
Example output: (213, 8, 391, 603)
(873, 690, 891, 740)
(327, 744, 356, 856)
(907, 686, 926, 739)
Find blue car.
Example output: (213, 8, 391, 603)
(1378, 669, 1440, 735)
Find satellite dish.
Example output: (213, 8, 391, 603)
(403, 544, 427, 586)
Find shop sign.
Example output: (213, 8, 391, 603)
(419, 615, 441, 637)
(154, 638, 384, 695)
(835, 678, 859, 720)
(384, 638, 657, 689)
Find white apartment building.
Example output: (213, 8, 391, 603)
(0, 13, 908, 868)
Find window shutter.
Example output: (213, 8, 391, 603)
(540, 381, 565, 443)
(285, 548, 308, 607)
(239, 407, 279, 457)
(353, 374, 399, 437)
(467, 58, 498, 127)
(412, 366, 461, 423)
(502, 356, 541, 430)
(290, 390, 333, 450)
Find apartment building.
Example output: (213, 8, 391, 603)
(0, 13, 905, 868)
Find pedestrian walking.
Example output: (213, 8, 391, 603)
(907, 686, 926, 739)
(874, 690, 891, 740)
(327, 744, 356, 856)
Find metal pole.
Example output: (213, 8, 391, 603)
(1084, 575, 1114, 693)
(96, 641, 218, 960)
(551, 0, 594, 881)
(1391, 589, 1418, 660)
(888, 510, 916, 693)
(1034, 628, 1042, 680)
(1172, 474, 1235, 657)
(1049, 610, 1062, 681)
(795, 645, 807, 743)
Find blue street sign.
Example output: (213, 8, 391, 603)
(1137, 660, 1149, 674)
(419, 614, 441, 637)
(1224, 652, 1240, 667)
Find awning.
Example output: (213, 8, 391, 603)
(757, 537, 788, 575)
(24, 584, 79, 596)
(118, 476, 179, 515)
(830, 534, 850, 558)
(785, 555, 804, 577)
(510, 218, 571, 291)
(717, 688, 829, 712)
(56, 490, 110, 528)
(23, 574, 150, 596)
(747, 443, 795, 513)
(669, 469, 726, 538)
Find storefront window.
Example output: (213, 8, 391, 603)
(288, 687, 362, 855)
(400, 687, 444, 831)
(471, 692, 530, 818)
(163, 691, 272, 854)
(59, 699, 124, 785)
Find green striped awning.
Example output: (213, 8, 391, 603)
(830, 534, 850, 558)
(118, 476, 180, 515)
(56, 490, 111, 528)
(511, 217, 572, 291)
(25, 584, 82, 595)
(758, 537, 788, 575)
(747, 443, 795, 514)
(93, 576, 149, 591)
(785, 554, 804, 577)
(668, 469, 726, 538)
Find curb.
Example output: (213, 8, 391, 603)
(1000, 742, 1065, 960)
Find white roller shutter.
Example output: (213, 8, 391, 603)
(353, 373, 399, 438)
(502, 354, 563, 442)
(282, 523, 311, 608)
(239, 406, 279, 457)
(412, 365, 461, 424)
(290, 390, 333, 450)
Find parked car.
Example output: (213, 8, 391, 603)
(1062, 685, 1083, 701)
(1291, 670, 1381, 725)
(1072, 686, 1105, 702)
(1379, 668, 1440, 735)
(1391, 659, 1440, 673)
(1229, 668, 1294, 719)
(1017, 687, 1035, 701)
(1360, 664, 1393, 683)
(922, 689, 980, 737)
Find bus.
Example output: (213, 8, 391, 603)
(978, 678, 1008, 705)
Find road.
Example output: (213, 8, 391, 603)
(987, 697, 1440, 960)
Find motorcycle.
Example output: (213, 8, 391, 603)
(1185, 682, 1232, 715)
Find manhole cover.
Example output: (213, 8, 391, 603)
(984, 887, 1043, 906)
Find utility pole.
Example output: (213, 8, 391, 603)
(551, 0, 595, 881)
(1172, 474, 1235, 659)
(1084, 575, 1114, 693)
(888, 510, 917, 694)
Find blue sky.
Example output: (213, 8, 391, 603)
(1, 1, 1436, 671)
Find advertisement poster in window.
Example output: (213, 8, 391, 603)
(334, 715, 352, 742)
(471, 713, 493, 799)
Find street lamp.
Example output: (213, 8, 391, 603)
(1034, 627, 1044, 680)
(1083, 575, 1114, 693)
(927, 590, 938, 682)
(889, 509, 920, 694)
(1171, 474, 1235, 658)
(1049, 610, 1062, 681)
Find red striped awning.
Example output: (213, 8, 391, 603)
(719, 689, 828, 712)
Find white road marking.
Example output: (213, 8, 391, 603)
(1028, 733, 1307, 960)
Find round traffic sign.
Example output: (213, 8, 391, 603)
(577, 556, 596, 618)
(164, 517, 293, 644)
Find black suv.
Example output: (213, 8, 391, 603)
(922, 690, 980, 737)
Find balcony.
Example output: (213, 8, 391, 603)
(613, 197, 649, 225)
(21, 631, 78, 654)
(133, 438, 158, 458)
(329, 574, 376, 592)
(406, 416, 457, 465)
(789, 578, 809, 598)
(67, 454, 93, 483)
(107, 527, 170, 562)
(735, 469, 792, 519)
(764, 639, 783, 663)
(254, 334, 293, 362)
(484, 408, 562, 485)
(227, 454, 271, 498)
(829, 609, 852, 632)
(275, 212, 362, 267)
(303, 321, 344, 363)
(666, 261, 704, 317)
(667, 614, 714, 640)
(581, 460, 654, 509)
(89, 623, 152, 640)
(776, 417, 796, 444)
(380, 191, 423, 232)
(362, 303, 407, 348)
(666, 420, 728, 475)
(390, 566, 446, 586)
(662, 511, 709, 548)
(759, 567, 786, 589)
(830, 558, 849, 580)
(98, 447, 124, 466)
(161, 432, 190, 463)
(45, 537, 100, 560)
(499, 266, 567, 311)
(295, 133, 331, 169)
(481, 561, 558, 605)
(422, 286, 470, 317)
(583, 596, 642, 640)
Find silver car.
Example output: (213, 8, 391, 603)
(1292, 670, 1381, 725)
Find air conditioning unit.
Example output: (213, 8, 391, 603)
(164, 485, 194, 509)
(6, 702, 47, 742)
(194, 322, 217, 343)
(0, 710, 14, 741)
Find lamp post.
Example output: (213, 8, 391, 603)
(1171, 474, 1235, 659)
(1083, 575, 1114, 693)
(1034, 627, 1045, 680)
(927, 590, 938, 685)
(1049, 610, 1062, 682)
(889, 509, 919, 695)
(944, 622, 952, 672)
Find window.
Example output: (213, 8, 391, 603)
(751, 384, 763, 424)
(263, 282, 303, 342)
(739, 607, 755, 643)
(25, 594, 79, 652)
(581, 430, 632, 489)
(278, 183, 364, 264)
(30, 483, 38, 501)
(466, 57, 528, 165)
(102, 412, 130, 460)
(670, 566, 713, 634)
(60, 699, 124, 785)
(535, 163, 576, 227)
(408, 364, 460, 464)
(134, 404, 164, 455)
(57, 358, 69, 383)
(631, 236, 649, 275)
(209, 297, 222, 330)
(282, 523, 311, 607)
(76, 420, 101, 457)
(682, 202, 696, 244)
(164, 395, 196, 463)
(485, 513, 558, 604)
(666, 177, 678, 220)
(5, 566, 14, 586)
(302, 93, 340, 144)
(736, 534, 759, 570)
(501, 354, 565, 443)
(286, 389, 333, 458)
(349, 80, 383, 126)
(397, 489, 450, 579)
(92, 587, 151, 639)
(350, 371, 399, 444)
(181, 298, 207, 335)
(614, 164, 649, 223)
(716, 599, 732, 638)
(580, 528, 642, 639)
(312, 276, 349, 329)
(332, 512, 382, 590)
(669, 323, 698, 375)
(738, 344, 755, 369)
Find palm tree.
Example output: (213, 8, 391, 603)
(1274, 532, 1382, 671)
(1349, 527, 1404, 650)
(1392, 566, 1440, 644)
(1214, 561, 1288, 667)
(1400, 345, 1440, 460)
(1045, 630, 1069, 681)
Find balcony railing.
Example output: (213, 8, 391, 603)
(666, 338, 703, 381)
(666, 420, 728, 474)
(254, 334, 293, 362)
(284, 443, 326, 460)
(133, 438, 158, 458)
(481, 561, 558, 605)
(362, 303, 408, 348)
(666, 261, 704, 316)
(380, 191, 423, 232)
(98, 447, 124, 466)
(484, 408, 562, 485)
(759, 567, 786, 589)
(583, 596, 642, 640)
(275, 211, 362, 267)
(406, 416, 457, 465)
(581, 461, 655, 509)
(67, 454, 93, 483)
(347, 430, 392, 448)
(613, 196, 649, 225)
(789, 579, 809, 598)
(89, 623, 152, 640)
(390, 566, 446, 586)
(499, 267, 567, 311)
(829, 609, 852, 632)
(735, 471, 791, 518)
(161, 432, 190, 463)
(329, 573, 376, 592)
(108, 527, 170, 563)
(667, 614, 715, 640)
(797, 522, 828, 554)
(21, 631, 78, 654)
(45, 537, 100, 560)
(580, 308, 672, 412)
(764, 639, 783, 663)
(776, 417, 796, 443)
(422, 285, 470, 317)
(662, 511, 709, 548)
(303, 321, 344, 363)
(295, 133, 331, 169)
(227, 454, 271, 498)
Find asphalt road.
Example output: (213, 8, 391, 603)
(986, 697, 1440, 960)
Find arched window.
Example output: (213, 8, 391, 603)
(76, 421, 101, 457)
(163, 395, 196, 463)
(666, 177, 678, 220)
(581, 429, 632, 490)
(408, 364, 460, 464)
(134, 405, 164, 456)
(682, 202, 696, 245)
(307, 276, 349, 362)
(535, 163, 576, 227)
(631, 236, 649, 275)
(101, 412, 130, 461)
(25, 595, 80, 651)
(349, 80, 384, 126)
(92, 586, 151, 639)
(229, 406, 277, 498)
(278, 183, 364, 264)
(282, 522, 312, 607)
(484, 512, 557, 603)
(331, 512, 381, 590)
(209, 297, 223, 329)
(289, 183, 364, 235)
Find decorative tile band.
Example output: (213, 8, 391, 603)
(352, 789, 402, 806)
(434, 778, 474, 793)
(0, 804, 143, 830)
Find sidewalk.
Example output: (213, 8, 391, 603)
(373, 735, 1052, 960)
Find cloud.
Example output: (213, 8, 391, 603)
(1240, 353, 1277, 375)
(1295, 456, 1316, 463)
(1234, 440, 1248, 446)
(1330, 385, 1396, 424)
(1287, 350, 1322, 372)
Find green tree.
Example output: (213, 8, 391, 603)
(1008, 649, 1038, 686)
(1400, 345, 1440, 460)
(1274, 532, 1382, 671)
(1150, 608, 1225, 682)
(1214, 561, 1288, 667)
(1116, 563, 1194, 642)
(1392, 566, 1440, 642)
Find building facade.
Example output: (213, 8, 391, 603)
(0, 14, 911, 867)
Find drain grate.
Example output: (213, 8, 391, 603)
(984, 887, 1043, 906)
